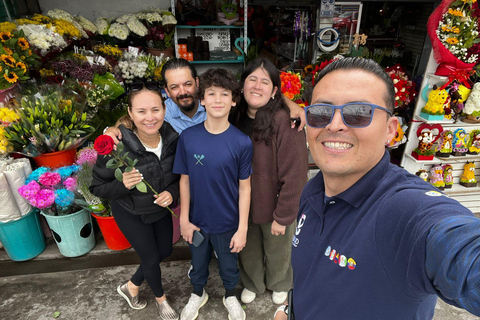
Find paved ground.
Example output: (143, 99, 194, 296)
(0, 260, 479, 320)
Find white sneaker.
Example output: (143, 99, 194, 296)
(223, 296, 246, 320)
(272, 291, 288, 305)
(180, 291, 209, 320)
(240, 288, 256, 304)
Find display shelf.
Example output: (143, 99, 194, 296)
(443, 184, 480, 196)
(189, 60, 244, 64)
(404, 153, 440, 163)
(414, 115, 480, 127)
(176, 25, 244, 29)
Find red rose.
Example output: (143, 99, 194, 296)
(94, 135, 114, 155)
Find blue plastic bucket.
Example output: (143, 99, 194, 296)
(41, 208, 95, 257)
(0, 209, 46, 261)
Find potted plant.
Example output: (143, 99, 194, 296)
(140, 10, 177, 58)
(76, 146, 131, 251)
(17, 164, 96, 257)
(3, 85, 95, 167)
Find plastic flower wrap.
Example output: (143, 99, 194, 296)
(18, 165, 85, 216)
(74, 15, 98, 35)
(3, 85, 95, 156)
(0, 28, 40, 90)
(16, 24, 68, 55)
(116, 49, 148, 82)
(126, 17, 148, 37)
(428, 0, 480, 76)
(280, 71, 304, 101)
(385, 65, 415, 110)
(76, 146, 110, 216)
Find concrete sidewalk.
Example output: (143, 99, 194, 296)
(0, 259, 478, 320)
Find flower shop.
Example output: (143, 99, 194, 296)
(1, 0, 480, 264)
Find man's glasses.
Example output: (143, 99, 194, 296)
(126, 81, 161, 94)
(304, 102, 393, 128)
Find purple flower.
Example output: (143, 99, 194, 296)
(63, 177, 77, 191)
(76, 147, 98, 166)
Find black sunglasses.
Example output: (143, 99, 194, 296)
(304, 102, 393, 128)
(126, 81, 161, 94)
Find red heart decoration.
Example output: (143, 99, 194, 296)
(416, 123, 443, 144)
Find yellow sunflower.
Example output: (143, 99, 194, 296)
(0, 65, 2, 72)
(16, 61, 26, 71)
(0, 32, 12, 42)
(3, 47, 12, 55)
(1, 54, 15, 67)
(17, 38, 29, 50)
(4, 72, 18, 83)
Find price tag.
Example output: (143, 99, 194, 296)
(196, 28, 231, 51)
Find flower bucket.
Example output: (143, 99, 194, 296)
(145, 47, 174, 58)
(41, 208, 95, 257)
(92, 213, 131, 251)
(33, 148, 77, 168)
(0, 209, 46, 261)
(0, 84, 19, 104)
(172, 205, 181, 244)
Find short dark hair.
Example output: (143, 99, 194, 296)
(316, 57, 395, 112)
(199, 68, 241, 103)
(161, 58, 197, 86)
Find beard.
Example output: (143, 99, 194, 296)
(176, 93, 197, 112)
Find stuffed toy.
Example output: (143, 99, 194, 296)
(464, 82, 480, 123)
(460, 162, 477, 187)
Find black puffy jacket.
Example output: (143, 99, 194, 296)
(89, 123, 179, 223)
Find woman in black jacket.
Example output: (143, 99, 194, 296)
(90, 83, 180, 320)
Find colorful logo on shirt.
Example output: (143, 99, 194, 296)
(324, 246, 356, 270)
(424, 190, 443, 197)
(194, 154, 204, 165)
(292, 213, 306, 247)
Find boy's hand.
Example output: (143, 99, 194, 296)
(271, 220, 286, 236)
(104, 126, 122, 146)
(180, 221, 200, 244)
(230, 229, 247, 253)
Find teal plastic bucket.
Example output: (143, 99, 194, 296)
(0, 209, 46, 261)
(41, 208, 95, 257)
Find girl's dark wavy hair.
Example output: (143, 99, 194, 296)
(231, 57, 287, 143)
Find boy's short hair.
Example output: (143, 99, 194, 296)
(199, 68, 241, 103)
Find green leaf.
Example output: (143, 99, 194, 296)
(106, 158, 119, 169)
(125, 166, 133, 172)
(114, 168, 123, 181)
(135, 181, 147, 193)
(52, 311, 61, 318)
(117, 141, 124, 154)
(131, 159, 139, 167)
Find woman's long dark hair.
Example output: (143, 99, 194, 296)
(231, 57, 287, 143)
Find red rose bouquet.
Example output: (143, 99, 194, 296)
(93, 135, 176, 217)
(385, 64, 415, 110)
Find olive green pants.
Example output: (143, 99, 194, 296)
(238, 221, 296, 294)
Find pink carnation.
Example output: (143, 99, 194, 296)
(31, 189, 55, 209)
(63, 177, 77, 191)
(18, 180, 41, 200)
(38, 172, 62, 187)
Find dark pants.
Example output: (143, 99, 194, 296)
(188, 229, 239, 293)
(112, 202, 173, 297)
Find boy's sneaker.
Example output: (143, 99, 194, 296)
(240, 288, 256, 304)
(180, 291, 209, 320)
(272, 291, 288, 305)
(223, 296, 246, 320)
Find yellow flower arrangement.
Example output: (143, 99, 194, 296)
(93, 44, 123, 59)
(0, 22, 16, 33)
(0, 28, 39, 90)
(0, 106, 19, 154)
(53, 19, 82, 39)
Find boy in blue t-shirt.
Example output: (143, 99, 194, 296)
(173, 68, 253, 320)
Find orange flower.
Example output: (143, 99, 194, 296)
(17, 38, 29, 50)
(16, 61, 26, 71)
(4, 71, 18, 83)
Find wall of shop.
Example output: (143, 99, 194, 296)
(37, 0, 171, 20)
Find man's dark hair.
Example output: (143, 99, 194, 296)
(199, 68, 241, 103)
(161, 58, 198, 86)
(316, 57, 395, 112)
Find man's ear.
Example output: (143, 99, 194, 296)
(386, 116, 399, 144)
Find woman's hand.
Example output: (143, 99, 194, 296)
(154, 191, 173, 207)
(180, 221, 200, 244)
(122, 168, 143, 190)
(271, 220, 286, 236)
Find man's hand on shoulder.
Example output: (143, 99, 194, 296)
(104, 126, 122, 146)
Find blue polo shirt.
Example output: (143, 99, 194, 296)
(292, 151, 478, 319)
(164, 98, 206, 134)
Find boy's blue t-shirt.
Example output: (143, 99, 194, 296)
(173, 123, 253, 234)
